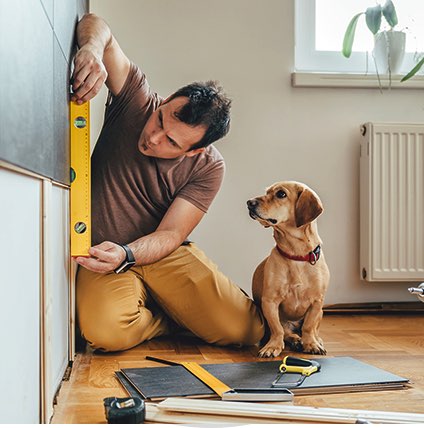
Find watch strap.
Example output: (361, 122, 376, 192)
(114, 243, 136, 274)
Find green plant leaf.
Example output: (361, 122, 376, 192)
(342, 12, 364, 58)
(382, 0, 398, 28)
(401, 57, 424, 82)
(365, 5, 382, 34)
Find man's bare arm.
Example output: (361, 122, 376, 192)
(71, 13, 131, 103)
(75, 198, 205, 273)
(129, 197, 206, 264)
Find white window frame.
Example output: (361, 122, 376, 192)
(294, 0, 424, 87)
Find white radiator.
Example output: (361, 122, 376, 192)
(360, 123, 424, 282)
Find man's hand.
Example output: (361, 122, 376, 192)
(72, 14, 130, 99)
(75, 241, 126, 273)
(71, 46, 108, 104)
(75, 200, 206, 273)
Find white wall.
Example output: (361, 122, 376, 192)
(0, 167, 71, 423)
(90, 0, 423, 305)
(43, 183, 70, 421)
(0, 168, 41, 423)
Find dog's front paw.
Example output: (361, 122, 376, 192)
(302, 341, 326, 355)
(258, 338, 284, 358)
(285, 334, 303, 352)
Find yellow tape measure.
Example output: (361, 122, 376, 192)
(70, 101, 91, 256)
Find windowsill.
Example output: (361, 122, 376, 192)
(292, 72, 424, 89)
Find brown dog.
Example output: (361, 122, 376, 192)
(247, 181, 330, 357)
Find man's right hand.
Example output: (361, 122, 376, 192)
(74, 241, 127, 273)
(71, 46, 108, 104)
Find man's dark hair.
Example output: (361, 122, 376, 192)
(167, 81, 231, 150)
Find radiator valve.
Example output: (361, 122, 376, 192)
(408, 283, 424, 303)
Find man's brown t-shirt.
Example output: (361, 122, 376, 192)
(91, 63, 225, 245)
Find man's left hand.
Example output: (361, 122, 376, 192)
(71, 45, 108, 104)
(74, 241, 126, 273)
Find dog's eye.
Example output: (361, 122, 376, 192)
(276, 190, 287, 199)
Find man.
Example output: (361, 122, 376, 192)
(72, 13, 264, 352)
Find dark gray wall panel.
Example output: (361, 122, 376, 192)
(54, 0, 77, 64)
(41, 0, 54, 27)
(53, 37, 70, 185)
(0, 0, 54, 176)
(0, 0, 88, 184)
(77, 0, 88, 19)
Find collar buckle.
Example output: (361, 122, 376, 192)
(309, 246, 321, 265)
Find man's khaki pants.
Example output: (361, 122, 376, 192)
(76, 243, 265, 352)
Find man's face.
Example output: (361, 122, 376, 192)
(138, 96, 207, 159)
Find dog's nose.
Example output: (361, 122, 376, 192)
(247, 199, 258, 208)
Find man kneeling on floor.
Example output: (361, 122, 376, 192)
(72, 13, 265, 352)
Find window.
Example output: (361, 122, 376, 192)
(295, 0, 424, 74)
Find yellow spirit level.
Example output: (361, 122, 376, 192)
(70, 101, 91, 256)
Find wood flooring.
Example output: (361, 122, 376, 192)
(51, 313, 424, 423)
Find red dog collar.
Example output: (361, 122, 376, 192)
(276, 245, 321, 265)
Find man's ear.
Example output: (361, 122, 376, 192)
(295, 188, 323, 227)
(185, 147, 206, 157)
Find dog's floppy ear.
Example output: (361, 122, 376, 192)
(295, 188, 323, 227)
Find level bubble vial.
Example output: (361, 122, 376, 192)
(74, 222, 87, 234)
(74, 116, 87, 129)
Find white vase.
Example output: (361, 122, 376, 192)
(373, 30, 406, 74)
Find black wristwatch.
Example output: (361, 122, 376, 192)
(114, 244, 136, 274)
